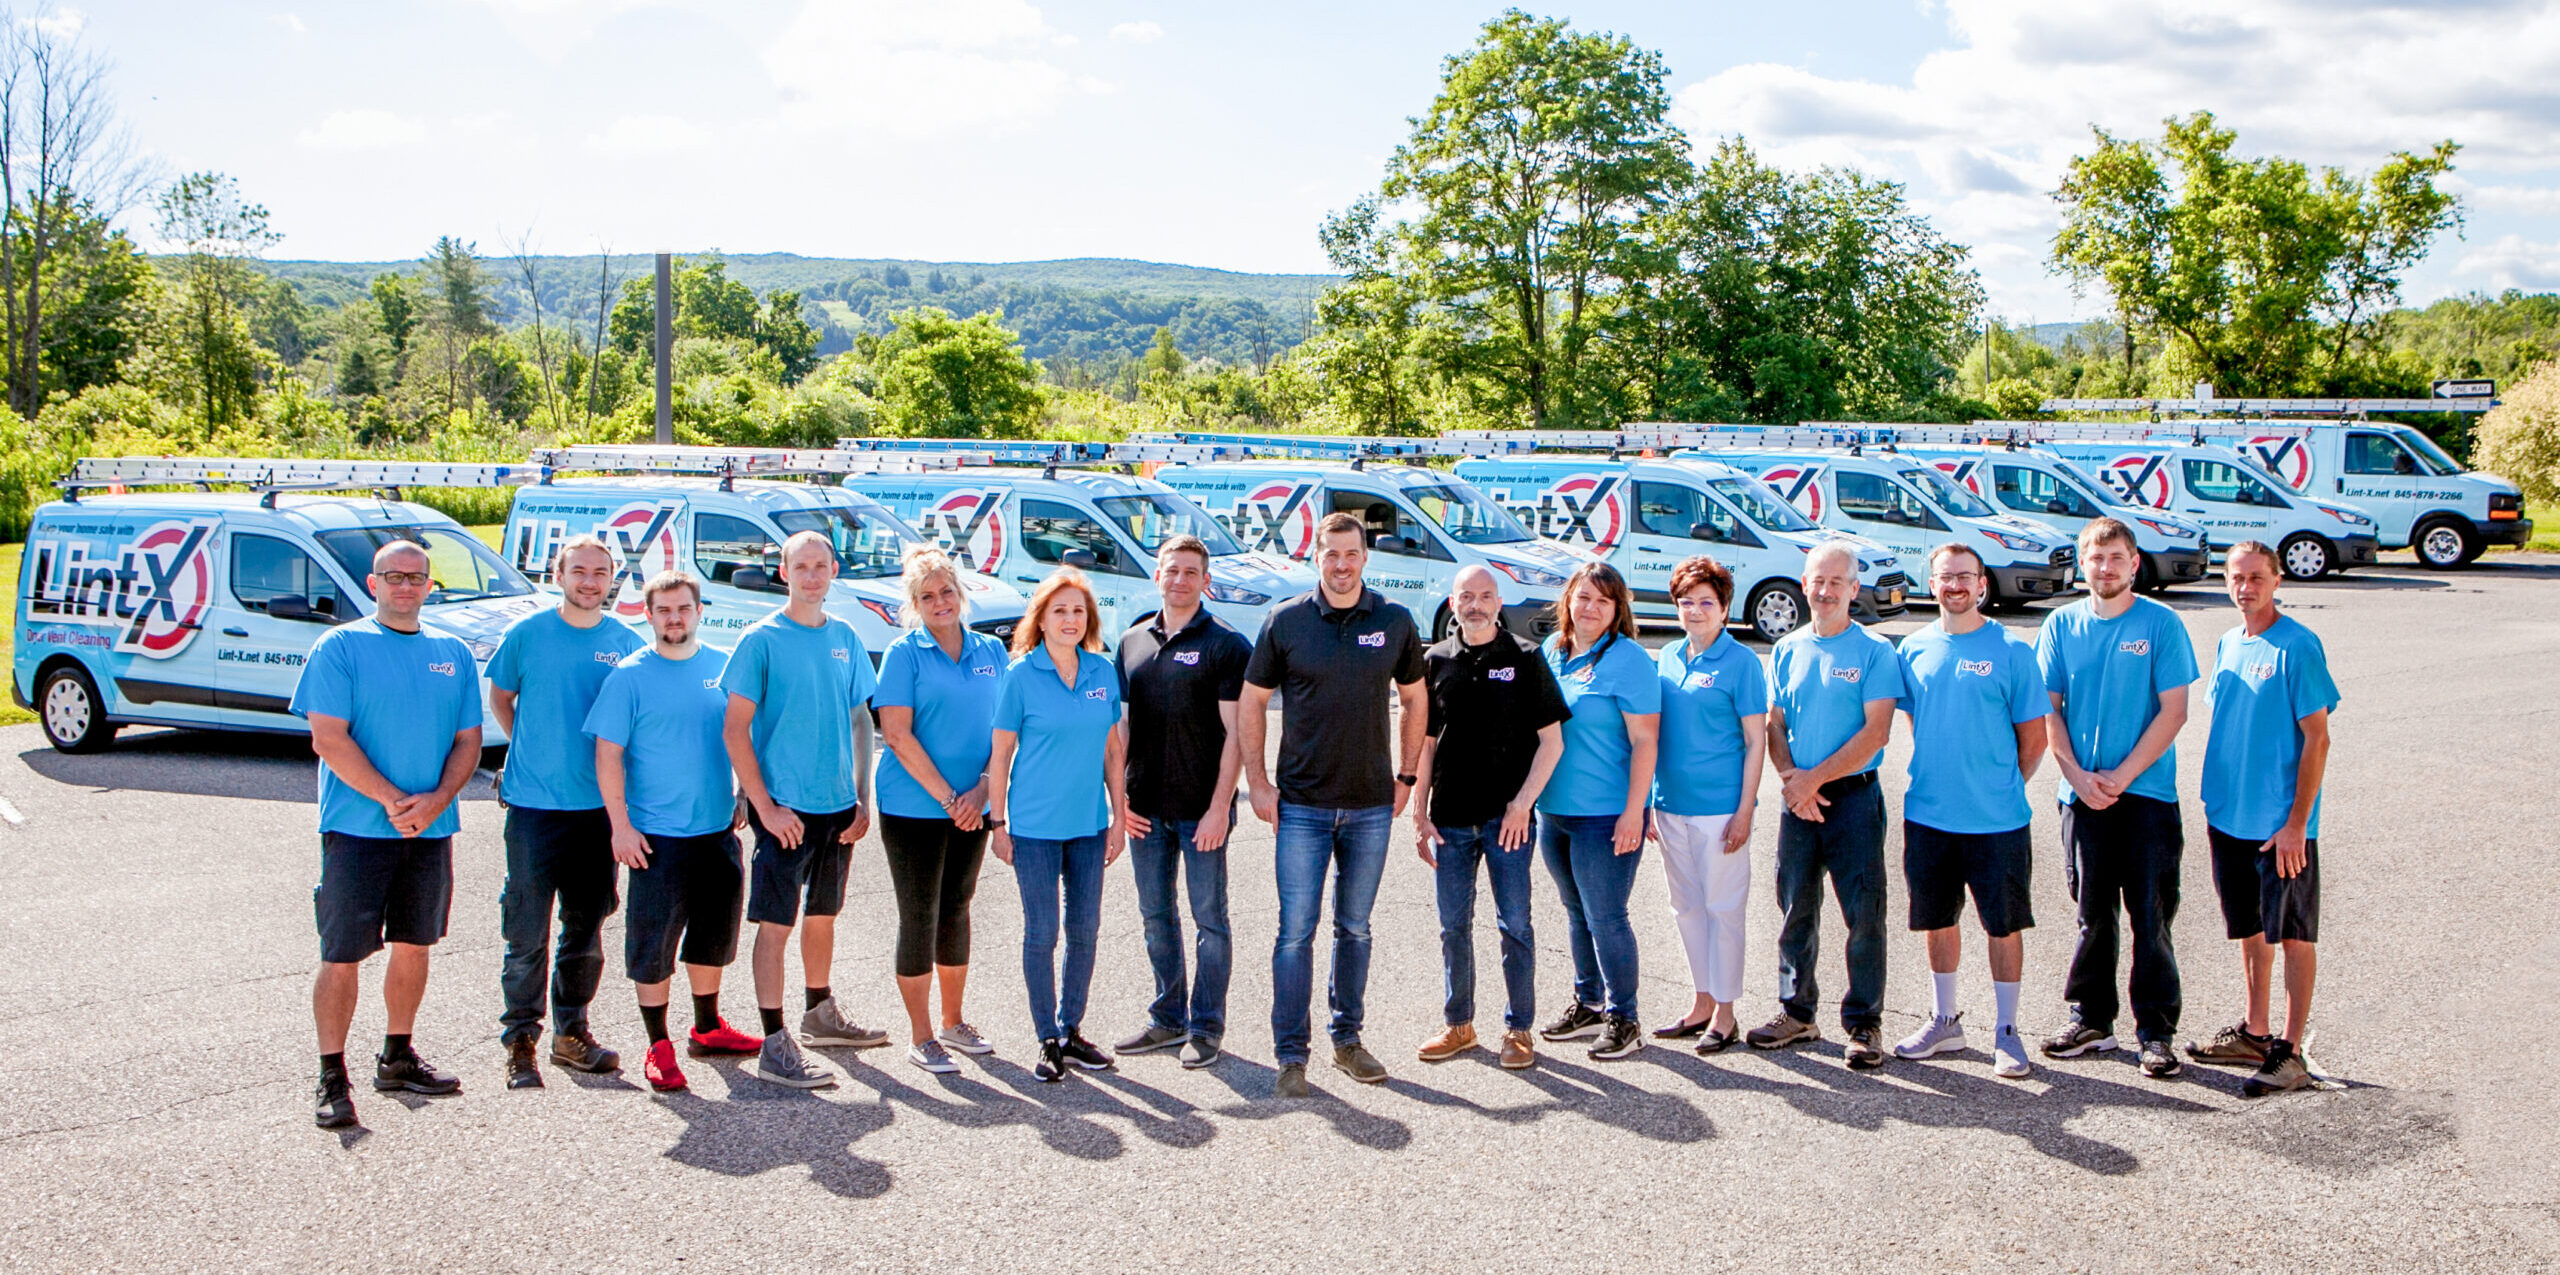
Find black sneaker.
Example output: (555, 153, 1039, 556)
(375, 1047, 463, 1096)
(2139, 1039, 2183, 1079)
(505, 1036, 544, 1090)
(1060, 1031, 1115, 1071)
(1034, 1039, 1067, 1083)
(1588, 1014, 1644, 1060)
(1540, 1002, 1606, 1041)
(313, 1070, 357, 1129)
(2040, 1022, 2118, 1058)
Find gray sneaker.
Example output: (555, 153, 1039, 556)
(1332, 1042, 1388, 1084)
(2242, 1039, 2310, 1097)
(935, 1022, 993, 1055)
(907, 1039, 959, 1075)
(755, 1030, 837, 1088)
(1180, 1035, 1222, 1069)
(1992, 1026, 2033, 1079)
(1114, 1024, 1186, 1055)
(1272, 1062, 1309, 1098)
(801, 997, 889, 1048)
(1893, 1013, 1968, 1059)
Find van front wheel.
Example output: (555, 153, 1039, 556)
(2413, 518, 2476, 570)
(2278, 533, 2335, 581)
(38, 663, 117, 754)
(1746, 580, 1808, 643)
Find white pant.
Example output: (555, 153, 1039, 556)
(1658, 811, 1751, 1003)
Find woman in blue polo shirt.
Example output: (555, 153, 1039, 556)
(874, 546, 1010, 1075)
(986, 567, 1128, 1083)
(1534, 561, 1661, 1061)
(1647, 556, 1768, 1052)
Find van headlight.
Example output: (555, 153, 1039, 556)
(1981, 530, 2041, 552)
(2134, 517, 2196, 541)
(1204, 581, 1271, 605)
(1488, 560, 1567, 588)
(2320, 506, 2373, 528)
(466, 638, 498, 663)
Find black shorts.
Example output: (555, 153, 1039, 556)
(2208, 826, 2319, 943)
(1904, 820, 2034, 937)
(745, 804, 860, 925)
(625, 829, 745, 983)
(314, 832, 454, 964)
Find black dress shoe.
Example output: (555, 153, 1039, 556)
(314, 1071, 357, 1129)
(506, 1036, 544, 1089)
(1693, 1027, 1739, 1055)
(1652, 1016, 1714, 1040)
(549, 1029, 621, 1075)
(376, 1048, 464, 1095)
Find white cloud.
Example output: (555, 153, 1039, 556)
(458, 0, 682, 50)
(1674, 0, 2560, 316)
(1109, 20, 1162, 43)
(763, 0, 1106, 139)
(296, 109, 427, 152)
(27, 8, 82, 39)
(273, 13, 306, 34)
(585, 114, 711, 155)
(2456, 234, 2560, 291)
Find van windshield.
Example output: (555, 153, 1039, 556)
(2055, 458, 2136, 508)
(1404, 483, 1532, 545)
(1899, 465, 1998, 519)
(316, 526, 536, 605)
(2392, 428, 2467, 476)
(1708, 477, 1818, 532)
(1094, 494, 1245, 556)
(773, 501, 914, 580)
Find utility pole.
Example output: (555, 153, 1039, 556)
(654, 251, 674, 444)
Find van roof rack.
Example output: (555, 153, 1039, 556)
(2042, 396, 2492, 417)
(532, 444, 960, 490)
(1443, 426, 1869, 454)
(61, 456, 552, 507)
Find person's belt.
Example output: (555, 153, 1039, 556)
(1818, 771, 1878, 799)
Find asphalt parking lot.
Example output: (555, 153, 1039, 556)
(3, 553, 2556, 1273)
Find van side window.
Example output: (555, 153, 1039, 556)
(1327, 489, 1426, 555)
(695, 513, 777, 585)
(1994, 464, 2098, 518)
(1637, 480, 1733, 542)
(1020, 499, 1132, 575)
(2183, 459, 2283, 507)
(1836, 470, 1929, 526)
(2345, 432, 2415, 476)
(231, 533, 345, 617)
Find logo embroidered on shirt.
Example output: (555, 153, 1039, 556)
(2245, 660, 2278, 683)
(426, 661, 456, 676)
(1357, 632, 1386, 647)
(1488, 666, 1516, 682)
(1956, 659, 1994, 677)
(1686, 670, 1718, 689)
(703, 678, 720, 690)
(1084, 687, 1109, 701)
(830, 648, 849, 662)
(971, 665, 997, 677)
(594, 650, 620, 663)
(1174, 651, 1201, 665)
(1828, 666, 1863, 683)
(2119, 639, 2151, 655)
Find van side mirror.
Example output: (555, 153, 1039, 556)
(732, 567, 773, 592)
(1371, 535, 1408, 555)
(1061, 548, 1099, 571)
(1689, 522, 1722, 542)
(2047, 499, 2071, 515)
(267, 594, 322, 622)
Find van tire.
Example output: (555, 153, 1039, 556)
(37, 662, 116, 754)
(1745, 581, 1809, 643)
(2278, 533, 2334, 581)
(1432, 604, 1455, 642)
(2412, 517, 2476, 570)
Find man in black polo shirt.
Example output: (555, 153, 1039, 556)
(1112, 534, 1253, 1070)
(1412, 565, 1569, 1071)
(1240, 511, 1429, 1097)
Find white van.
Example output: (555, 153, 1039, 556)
(2035, 439, 2381, 581)
(1694, 447, 2079, 608)
(842, 467, 1314, 639)
(1449, 453, 1910, 641)
(15, 458, 548, 753)
(2202, 422, 2526, 567)
(502, 451, 1026, 661)
(1153, 459, 1582, 639)
(1894, 442, 2211, 590)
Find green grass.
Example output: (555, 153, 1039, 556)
(467, 524, 502, 552)
(2488, 503, 2559, 555)
(0, 541, 31, 726)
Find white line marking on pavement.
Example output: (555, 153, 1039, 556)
(0, 795, 25, 826)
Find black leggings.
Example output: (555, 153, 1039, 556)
(879, 813, 991, 977)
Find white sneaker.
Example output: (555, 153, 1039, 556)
(1892, 1013, 1968, 1060)
(1993, 1027, 2033, 1079)
(908, 1039, 960, 1074)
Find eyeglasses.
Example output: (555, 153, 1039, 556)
(1674, 596, 1724, 611)
(376, 571, 432, 587)
(1932, 571, 1983, 584)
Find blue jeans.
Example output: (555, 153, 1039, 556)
(1132, 812, 1232, 1040)
(1435, 819, 1536, 1031)
(1012, 833, 1106, 1043)
(1540, 812, 1645, 1020)
(1774, 778, 1887, 1032)
(1270, 803, 1392, 1066)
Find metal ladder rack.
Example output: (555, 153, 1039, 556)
(61, 456, 553, 507)
(2042, 397, 2493, 417)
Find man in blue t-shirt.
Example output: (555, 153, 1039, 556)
(293, 540, 485, 1131)
(588, 572, 767, 1094)
(721, 531, 884, 1084)
(2187, 541, 2338, 1096)
(1890, 544, 2049, 1079)
(486, 533, 642, 1089)
(2034, 517, 2199, 1079)
(1750, 542, 1903, 1069)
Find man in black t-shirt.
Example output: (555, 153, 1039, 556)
(1112, 535, 1254, 1070)
(1413, 565, 1569, 1071)
(1240, 513, 1429, 1097)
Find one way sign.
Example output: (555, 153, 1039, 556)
(2432, 378, 2497, 399)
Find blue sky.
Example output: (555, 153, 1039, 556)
(79, 0, 2560, 320)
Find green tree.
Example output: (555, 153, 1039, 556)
(2475, 359, 2560, 508)
(1373, 9, 1687, 426)
(1302, 197, 1431, 431)
(754, 289, 821, 384)
(2052, 111, 2461, 396)
(1141, 326, 1184, 379)
(610, 258, 821, 383)
(857, 307, 1044, 439)
(370, 273, 416, 357)
(0, 202, 149, 399)
(151, 172, 277, 432)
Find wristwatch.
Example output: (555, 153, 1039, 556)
(1396, 772, 1418, 787)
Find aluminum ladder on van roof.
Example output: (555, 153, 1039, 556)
(1128, 431, 1539, 460)
(830, 437, 1266, 468)
(1443, 425, 1875, 453)
(61, 456, 555, 507)
(2042, 397, 2492, 416)
(531, 444, 965, 489)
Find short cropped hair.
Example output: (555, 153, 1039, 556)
(2078, 516, 2138, 557)
(1668, 554, 1733, 610)
(1928, 542, 1985, 575)
(1158, 533, 1212, 570)
(1316, 511, 1366, 544)
(551, 532, 618, 576)
(640, 570, 701, 609)
(2226, 539, 2280, 573)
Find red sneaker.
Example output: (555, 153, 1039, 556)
(687, 1019, 763, 1057)
(644, 1040, 687, 1092)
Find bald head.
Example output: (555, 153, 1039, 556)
(373, 540, 429, 574)
(1449, 563, 1505, 641)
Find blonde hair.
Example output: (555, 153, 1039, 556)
(1015, 567, 1105, 656)
(900, 544, 964, 628)
(551, 532, 619, 576)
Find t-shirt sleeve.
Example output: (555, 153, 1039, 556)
(1215, 633, 1249, 701)
(1530, 655, 1573, 729)
(847, 630, 879, 707)
(2154, 612, 2200, 692)
(288, 632, 353, 721)
(1860, 637, 1905, 703)
(1893, 645, 1919, 717)
(2035, 622, 2066, 697)
(2007, 639, 2049, 725)
(1737, 655, 1770, 717)
(448, 641, 484, 730)
(1392, 616, 1427, 685)
(1423, 661, 1448, 738)
(1242, 618, 1284, 690)
(993, 666, 1027, 734)
(583, 670, 634, 747)
(487, 625, 527, 694)
(1616, 644, 1663, 714)
(718, 630, 767, 703)
(873, 640, 919, 710)
(2291, 632, 2341, 721)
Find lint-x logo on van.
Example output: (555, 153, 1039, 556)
(26, 518, 219, 659)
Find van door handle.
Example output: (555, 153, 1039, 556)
(1636, 546, 1662, 553)
(222, 627, 248, 637)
